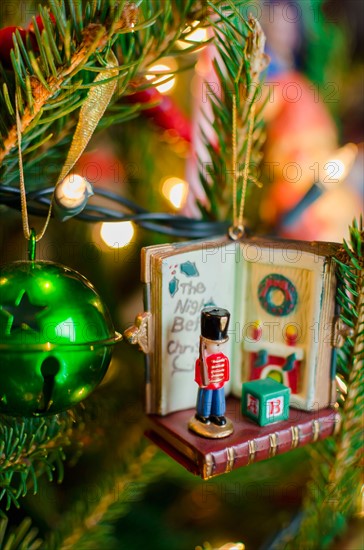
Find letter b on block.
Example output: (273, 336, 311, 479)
(242, 378, 290, 426)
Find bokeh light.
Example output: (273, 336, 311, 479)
(100, 221, 135, 248)
(146, 58, 178, 94)
(162, 177, 189, 209)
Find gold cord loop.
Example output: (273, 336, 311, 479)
(16, 97, 53, 242)
(229, 96, 256, 240)
(15, 50, 118, 244)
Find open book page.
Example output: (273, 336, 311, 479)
(158, 241, 240, 414)
(146, 238, 336, 415)
(230, 244, 327, 410)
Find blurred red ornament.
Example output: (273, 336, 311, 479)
(0, 26, 29, 68)
(74, 148, 126, 189)
(126, 87, 192, 143)
(128, 87, 160, 104)
(28, 13, 56, 33)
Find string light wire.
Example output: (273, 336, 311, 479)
(0, 185, 230, 238)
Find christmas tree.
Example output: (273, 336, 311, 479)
(0, 1, 362, 548)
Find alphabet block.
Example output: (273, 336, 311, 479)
(242, 378, 290, 426)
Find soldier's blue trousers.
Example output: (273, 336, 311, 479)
(196, 387, 225, 417)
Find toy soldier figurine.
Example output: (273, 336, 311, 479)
(188, 306, 234, 438)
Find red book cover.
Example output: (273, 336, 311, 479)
(146, 397, 340, 479)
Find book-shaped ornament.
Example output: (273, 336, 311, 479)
(126, 236, 344, 478)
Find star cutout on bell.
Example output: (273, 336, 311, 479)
(1, 291, 47, 334)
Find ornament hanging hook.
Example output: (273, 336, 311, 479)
(28, 228, 36, 261)
(228, 225, 245, 241)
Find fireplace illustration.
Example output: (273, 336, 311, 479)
(240, 256, 335, 411)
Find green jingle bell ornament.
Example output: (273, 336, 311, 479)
(1, 93, 123, 417)
(0, 232, 121, 416)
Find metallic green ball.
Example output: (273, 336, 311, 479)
(0, 261, 120, 416)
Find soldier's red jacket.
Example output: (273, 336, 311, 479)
(195, 353, 229, 390)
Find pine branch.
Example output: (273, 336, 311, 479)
(0, 414, 75, 510)
(275, 218, 364, 549)
(0, 0, 231, 192)
(0, 0, 139, 191)
(0, 2, 138, 156)
(327, 218, 364, 518)
(0, 516, 43, 550)
(41, 428, 169, 550)
(196, 4, 268, 222)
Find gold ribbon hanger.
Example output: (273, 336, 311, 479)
(16, 50, 119, 244)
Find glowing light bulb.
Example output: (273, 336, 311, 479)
(61, 174, 87, 200)
(176, 21, 209, 50)
(146, 58, 178, 94)
(186, 26, 209, 43)
(321, 143, 358, 188)
(54, 174, 93, 221)
(100, 221, 134, 248)
(162, 177, 189, 209)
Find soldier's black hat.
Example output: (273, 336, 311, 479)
(201, 307, 230, 341)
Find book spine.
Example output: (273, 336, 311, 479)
(201, 411, 341, 479)
(143, 282, 152, 414)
